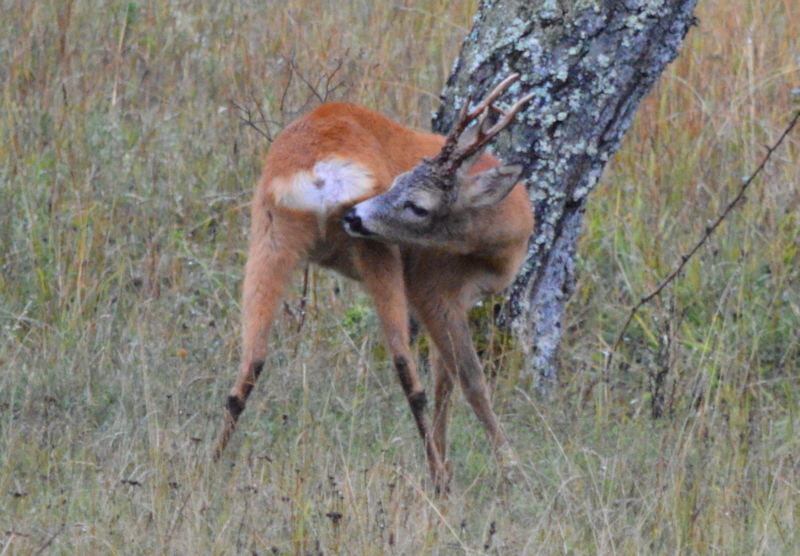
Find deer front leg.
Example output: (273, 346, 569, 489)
(430, 345, 454, 464)
(420, 305, 519, 478)
(214, 218, 308, 460)
(355, 242, 448, 491)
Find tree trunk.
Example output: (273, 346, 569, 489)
(433, 0, 697, 381)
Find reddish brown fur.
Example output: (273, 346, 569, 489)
(215, 102, 533, 490)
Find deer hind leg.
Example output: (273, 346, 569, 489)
(214, 216, 310, 460)
(355, 242, 448, 490)
(419, 304, 518, 476)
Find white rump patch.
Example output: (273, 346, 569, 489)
(274, 159, 375, 216)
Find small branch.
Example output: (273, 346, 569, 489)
(316, 55, 347, 102)
(231, 53, 351, 143)
(296, 265, 310, 333)
(603, 110, 800, 376)
(230, 99, 275, 142)
(288, 56, 324, 103)
(278, 57, 294, 115)
(33, 522, 66, 555)
(285, 54, 347, 104)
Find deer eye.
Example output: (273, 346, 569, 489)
(403, 201, 429, 217)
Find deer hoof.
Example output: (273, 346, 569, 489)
(497, 445, 527, 484)
(432, 462, 453, 496)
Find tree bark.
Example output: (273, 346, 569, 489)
(433, 0, 697, 381)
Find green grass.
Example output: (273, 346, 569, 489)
(2, 0, 799, 553)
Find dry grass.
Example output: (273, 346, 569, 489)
(1, 0, 798, 553)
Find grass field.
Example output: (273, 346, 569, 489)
(1, 0, 798, 553)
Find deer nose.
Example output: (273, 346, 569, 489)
(343, 208, 372, 237)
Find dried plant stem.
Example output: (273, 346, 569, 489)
(111, 5, 131, 107)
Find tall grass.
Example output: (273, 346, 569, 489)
(1, 0, 798, 553)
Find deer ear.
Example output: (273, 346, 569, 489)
(462, 164, 523, 208)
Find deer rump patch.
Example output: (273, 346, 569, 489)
(272, 159, 376, 216)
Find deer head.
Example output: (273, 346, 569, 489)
(343, 74, 534, 247)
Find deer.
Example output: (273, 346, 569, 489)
(214, 74, 535, 491)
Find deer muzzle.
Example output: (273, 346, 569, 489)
(342, 208, 375, 238)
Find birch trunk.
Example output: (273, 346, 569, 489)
(434, 0, 698, 380)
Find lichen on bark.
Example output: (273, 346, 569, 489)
(434, 0, 697, 381)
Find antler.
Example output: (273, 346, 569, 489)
(436, 74, 536, 171)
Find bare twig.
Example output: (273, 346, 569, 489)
(230, 99, 275, 142)
(231, 53, 350, 143)
(296, 265, 310, 333)
(600, 110, 800, 379)
(285, 54, 347, 104)
(278, 57, 294, 115)
(250, 90, 275, 134)
(288, 56, 324, 103)
(33, 522, 66, 555)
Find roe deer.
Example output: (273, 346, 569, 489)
(215, 75, 535, 490)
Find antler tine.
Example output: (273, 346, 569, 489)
(441, 74, 521, 152)
(451, 95, 474, 136)
(469, 89, 537, 152)
(465, 73, 521, 120)
(453, 86, 535, 165)
(434, 74, 534, 174)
